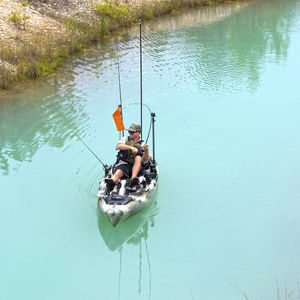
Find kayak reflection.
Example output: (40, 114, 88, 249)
(97, 197, 158, 252)
(97, 199, 158, 299)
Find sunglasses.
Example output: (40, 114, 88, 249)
(128, 130, 137, 134)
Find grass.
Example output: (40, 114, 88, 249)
(0, 35, 85, 88)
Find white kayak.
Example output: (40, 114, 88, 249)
(97, 161, 158, 227)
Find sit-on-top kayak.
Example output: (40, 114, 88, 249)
(97, 160, 158, 227)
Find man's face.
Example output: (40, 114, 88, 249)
(129, 130, 140, 140)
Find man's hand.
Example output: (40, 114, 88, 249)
(143, 144, 149, 152)
(131, 147, 138, 155)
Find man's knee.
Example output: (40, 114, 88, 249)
(116, 169, 124, 176)
(113, 169, 124, 180)
(134, 156, 142, 163)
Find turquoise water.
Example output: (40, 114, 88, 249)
(1, 0, 300, 299)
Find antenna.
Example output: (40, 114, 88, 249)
(139, 16, 143, 139)
(151, 113, 156, 163)
(116, 43, 124, 137)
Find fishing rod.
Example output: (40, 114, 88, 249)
(73, 135, 107, 169)
(139, 16, 143, 139)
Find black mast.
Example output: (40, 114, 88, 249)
(151, 113, 156, 163)
(139, 16, 143, 139)
(116, 43, 124, 137)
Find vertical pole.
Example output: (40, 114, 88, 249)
(116, 43, 124, 137)
(139, 16, 143, 139)
(118, 104, 122, 140)
(151, 113, 156, 163)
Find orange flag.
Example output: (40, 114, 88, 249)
(112, 106, 125, 131)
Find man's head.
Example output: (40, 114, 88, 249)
(128, 124, 141, 138)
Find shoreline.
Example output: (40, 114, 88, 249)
(0, 0, 237, 89)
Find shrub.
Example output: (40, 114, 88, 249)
(9, 12, 22, 23)
(0, 67, 14, 89)
(145, 8, 153, 20)
(8, 12, 30, 30)
(96, 2, 129, 19)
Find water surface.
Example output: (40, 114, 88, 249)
(1, 0, 300, 299)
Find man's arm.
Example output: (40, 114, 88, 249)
(116, 143, 138, 154)
(142, 144, 149, 162)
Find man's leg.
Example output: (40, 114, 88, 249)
(112, 169, 124, 182)
(131, 156, 142, 179)
(105, 169, 124, 193)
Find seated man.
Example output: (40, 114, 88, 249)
(106, 123, 149, 191)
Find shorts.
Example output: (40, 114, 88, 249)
(112, 160, 143, 178)
(113, 160, 133, 178)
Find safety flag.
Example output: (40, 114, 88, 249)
(112, 106, 125, 131)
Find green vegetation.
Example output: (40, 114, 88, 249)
(64, 17, 109, 41)
(8, 12, 30, 30)
(96, 0, 129, 20)
(9, 12, 22, 22)
(94, 0, 133, 32)
(144, 8, 153, 20)
(0, 37, 84, 85)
